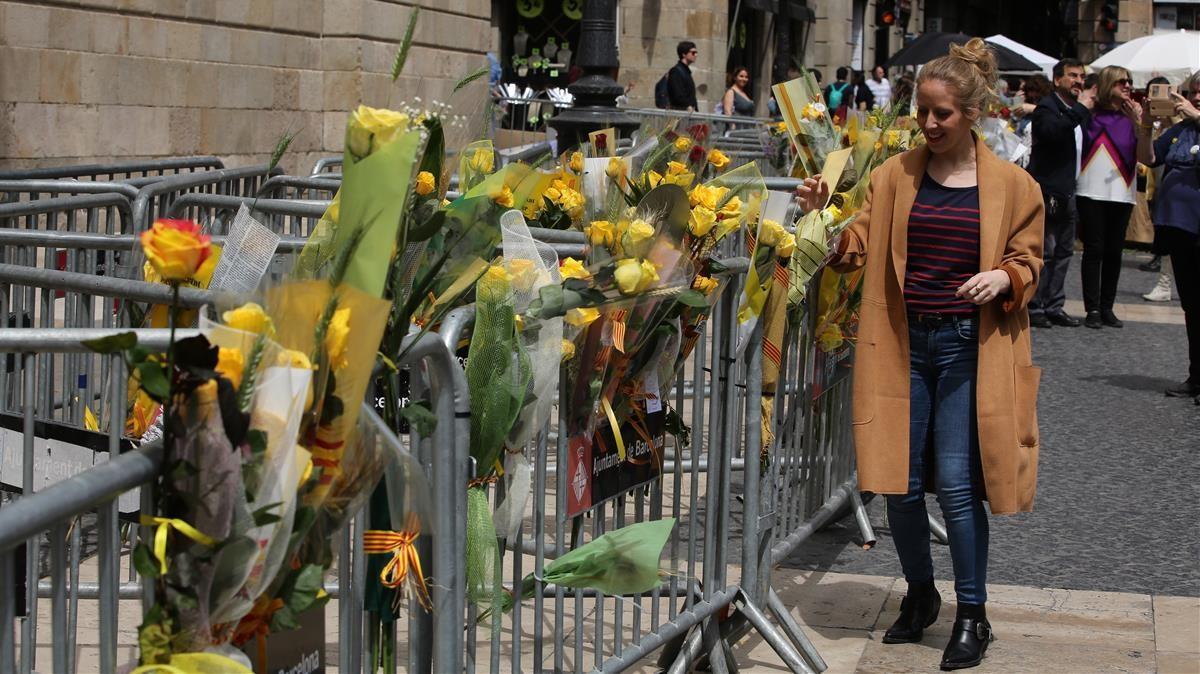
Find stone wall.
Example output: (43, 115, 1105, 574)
(0, 0, 491, 175)
(618, 0, 727, 112)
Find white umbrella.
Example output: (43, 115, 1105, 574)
(986, 34, 1057, 77)
(1091, 30, 1200, 87)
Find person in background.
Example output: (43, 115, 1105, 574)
(851, 69, 876, 111)
(824, 66, 854, 121)
(867, 64, 893, 109)
(1014, 75, 1053, 135)
(1079, 72, 1099, 110)
(1076, 66, 1148, 329)
(1138, 71, 1200, 400)
(892, 73, 916, 116)
(1140, 75, 1172, 280)
(798, 37, 1044, 672)
(667, 41, 699, 111)
(809, 67, 823, 86)
(1026, 58, 1089, 329)
(723, 66, 755, 117)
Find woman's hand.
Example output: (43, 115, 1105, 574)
(795, 175, 829, 213)
(1121, 97, 1144, 123)
(956, 270, 1011, 305)
(1171, 92, 1200, 121)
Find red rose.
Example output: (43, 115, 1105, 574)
(689, 144, 705, 163)
(595, 133, 608, 151)
(1000, 107, 1011, 119)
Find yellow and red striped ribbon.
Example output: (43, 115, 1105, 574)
(610, 309, 628, 353)
(362, 516, 432, 611)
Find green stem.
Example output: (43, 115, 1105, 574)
(164, 283, 179, 450)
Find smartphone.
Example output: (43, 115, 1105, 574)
(1148, 83, 1174, 117)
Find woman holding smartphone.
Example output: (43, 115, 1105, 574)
(798, 39, 1044, 670)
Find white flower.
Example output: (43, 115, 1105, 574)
(1190, 145, 1199, 156)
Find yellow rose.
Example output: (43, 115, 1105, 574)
(491, 184, 514, 208)
(415, 170, 436, 196)
(559, 257, 591, 280)
(140, 219, 213, 283)
(569, 151, 584, 174)
(565, 306, 600, 327)
(664, 169, 695, 187)
(478, 264, 512, 301)
(622, 218, 655, 256)
(469, 148, 495, 173)
(759, 219, 785, 247)
(775, 121, 789, 133)
(507, 259, 539, 292)
(348, 105, 410, 158)
(673, 136, 692, 152)
(560, 339, 576, 362)
(689, 206, 717, 237)
(522, 198, 543, 219)
(707, 149, 730, 170)
(647, 170, 663, 188)
(606, 157, 626, 181)
(215, 347, 245, 390)
(222, 302, 276, 338)
(555, 186, 585, 221)
(719, 195, 743, 220)
(688, 184, 726, 210)
(777, 232, 796, 258)
(692, 275, 719, 295)
(824, 204, 843, 221)
(666, 161, 688, 177)
(614, 258, 660, 295)
(544, 185, 562, 202)
(585, 220, 615, 248)
(277, 349, 313, 370)
(817, 324, 844, 352)
(324, 307, 351, 371)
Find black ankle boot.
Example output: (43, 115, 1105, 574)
(940, 603, 993, 670)
(883, 580, 941, 644)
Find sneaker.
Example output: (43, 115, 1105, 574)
(1165, 379, 1200, 398)
(1030, 314, 1053, 328)
(1138, 255, 1162, 273)
(1084, 310, 1103, 329)
(1048, 312, 1081, 327)
(1143, 274, 1173, 302)
(1101, 309, 1123, 328)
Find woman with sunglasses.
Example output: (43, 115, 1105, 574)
(1076, 66, 1151, 328)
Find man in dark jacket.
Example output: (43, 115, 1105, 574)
(1027, 58, 1091, 328)
(668, 41, 699, 111)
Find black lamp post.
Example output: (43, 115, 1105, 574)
(548, 0, 640, 152)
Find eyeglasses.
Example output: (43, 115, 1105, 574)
(1115, 78, 1131, 86)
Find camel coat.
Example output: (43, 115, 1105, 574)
(831, 135, 1045, 515)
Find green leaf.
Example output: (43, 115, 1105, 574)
(82, 331, 137, 354)
(270, 604, 300, 632)
(287, 564, 326, 614)
(133, 543, 159, 579)
(137, 360, 170, 401)
(246, 429, 268, 456)
(399, 400, 437, 437)
(391, 7, 420, 82)
(252, 502, 283, 527)
(675, 289, 709, 308)
(453, 66, 490, 94)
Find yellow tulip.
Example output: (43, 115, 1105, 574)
(688, 206, 717, 237)
(559, 257, 591, 280)
(324, 307, 351, 371)
(606, 157, 626, 181)
(215, 347, 245, 390)
(140, 219, 213, 283)
(415, 171, 436, 196)
(565, 307, 600, 327)
(707, 149, 730, 170)
(222, 302, 276, 338)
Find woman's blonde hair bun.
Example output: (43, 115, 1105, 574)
(917, 36, 999, 118)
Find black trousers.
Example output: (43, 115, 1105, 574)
(1077, 197, 1133, 313)
(1161, 227, 1200, 382)
(1029, 193, 1077, 318)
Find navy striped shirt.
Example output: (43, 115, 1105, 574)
(904, 174, 980, 314)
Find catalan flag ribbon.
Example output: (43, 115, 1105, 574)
(362, 516, 432, 611)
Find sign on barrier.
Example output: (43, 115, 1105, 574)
(564, 411, 665, 517)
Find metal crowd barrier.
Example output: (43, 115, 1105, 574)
(0, 157, 224, 183)
(311, 156, 343, 177)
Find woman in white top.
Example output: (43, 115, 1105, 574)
(1075, 66, 1149, 328)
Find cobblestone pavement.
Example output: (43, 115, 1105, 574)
(781, 253, 1200, 598)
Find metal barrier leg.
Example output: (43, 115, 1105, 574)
(703, 617, 731, 674)
(849, 490, 877, 549)
(767, 588, 827, 673)
(734, 592, 814, 674)
(665, 626, 706, 674)
(928, 513, 950, 545)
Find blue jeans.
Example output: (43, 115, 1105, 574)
(886, 314, 989, 605)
